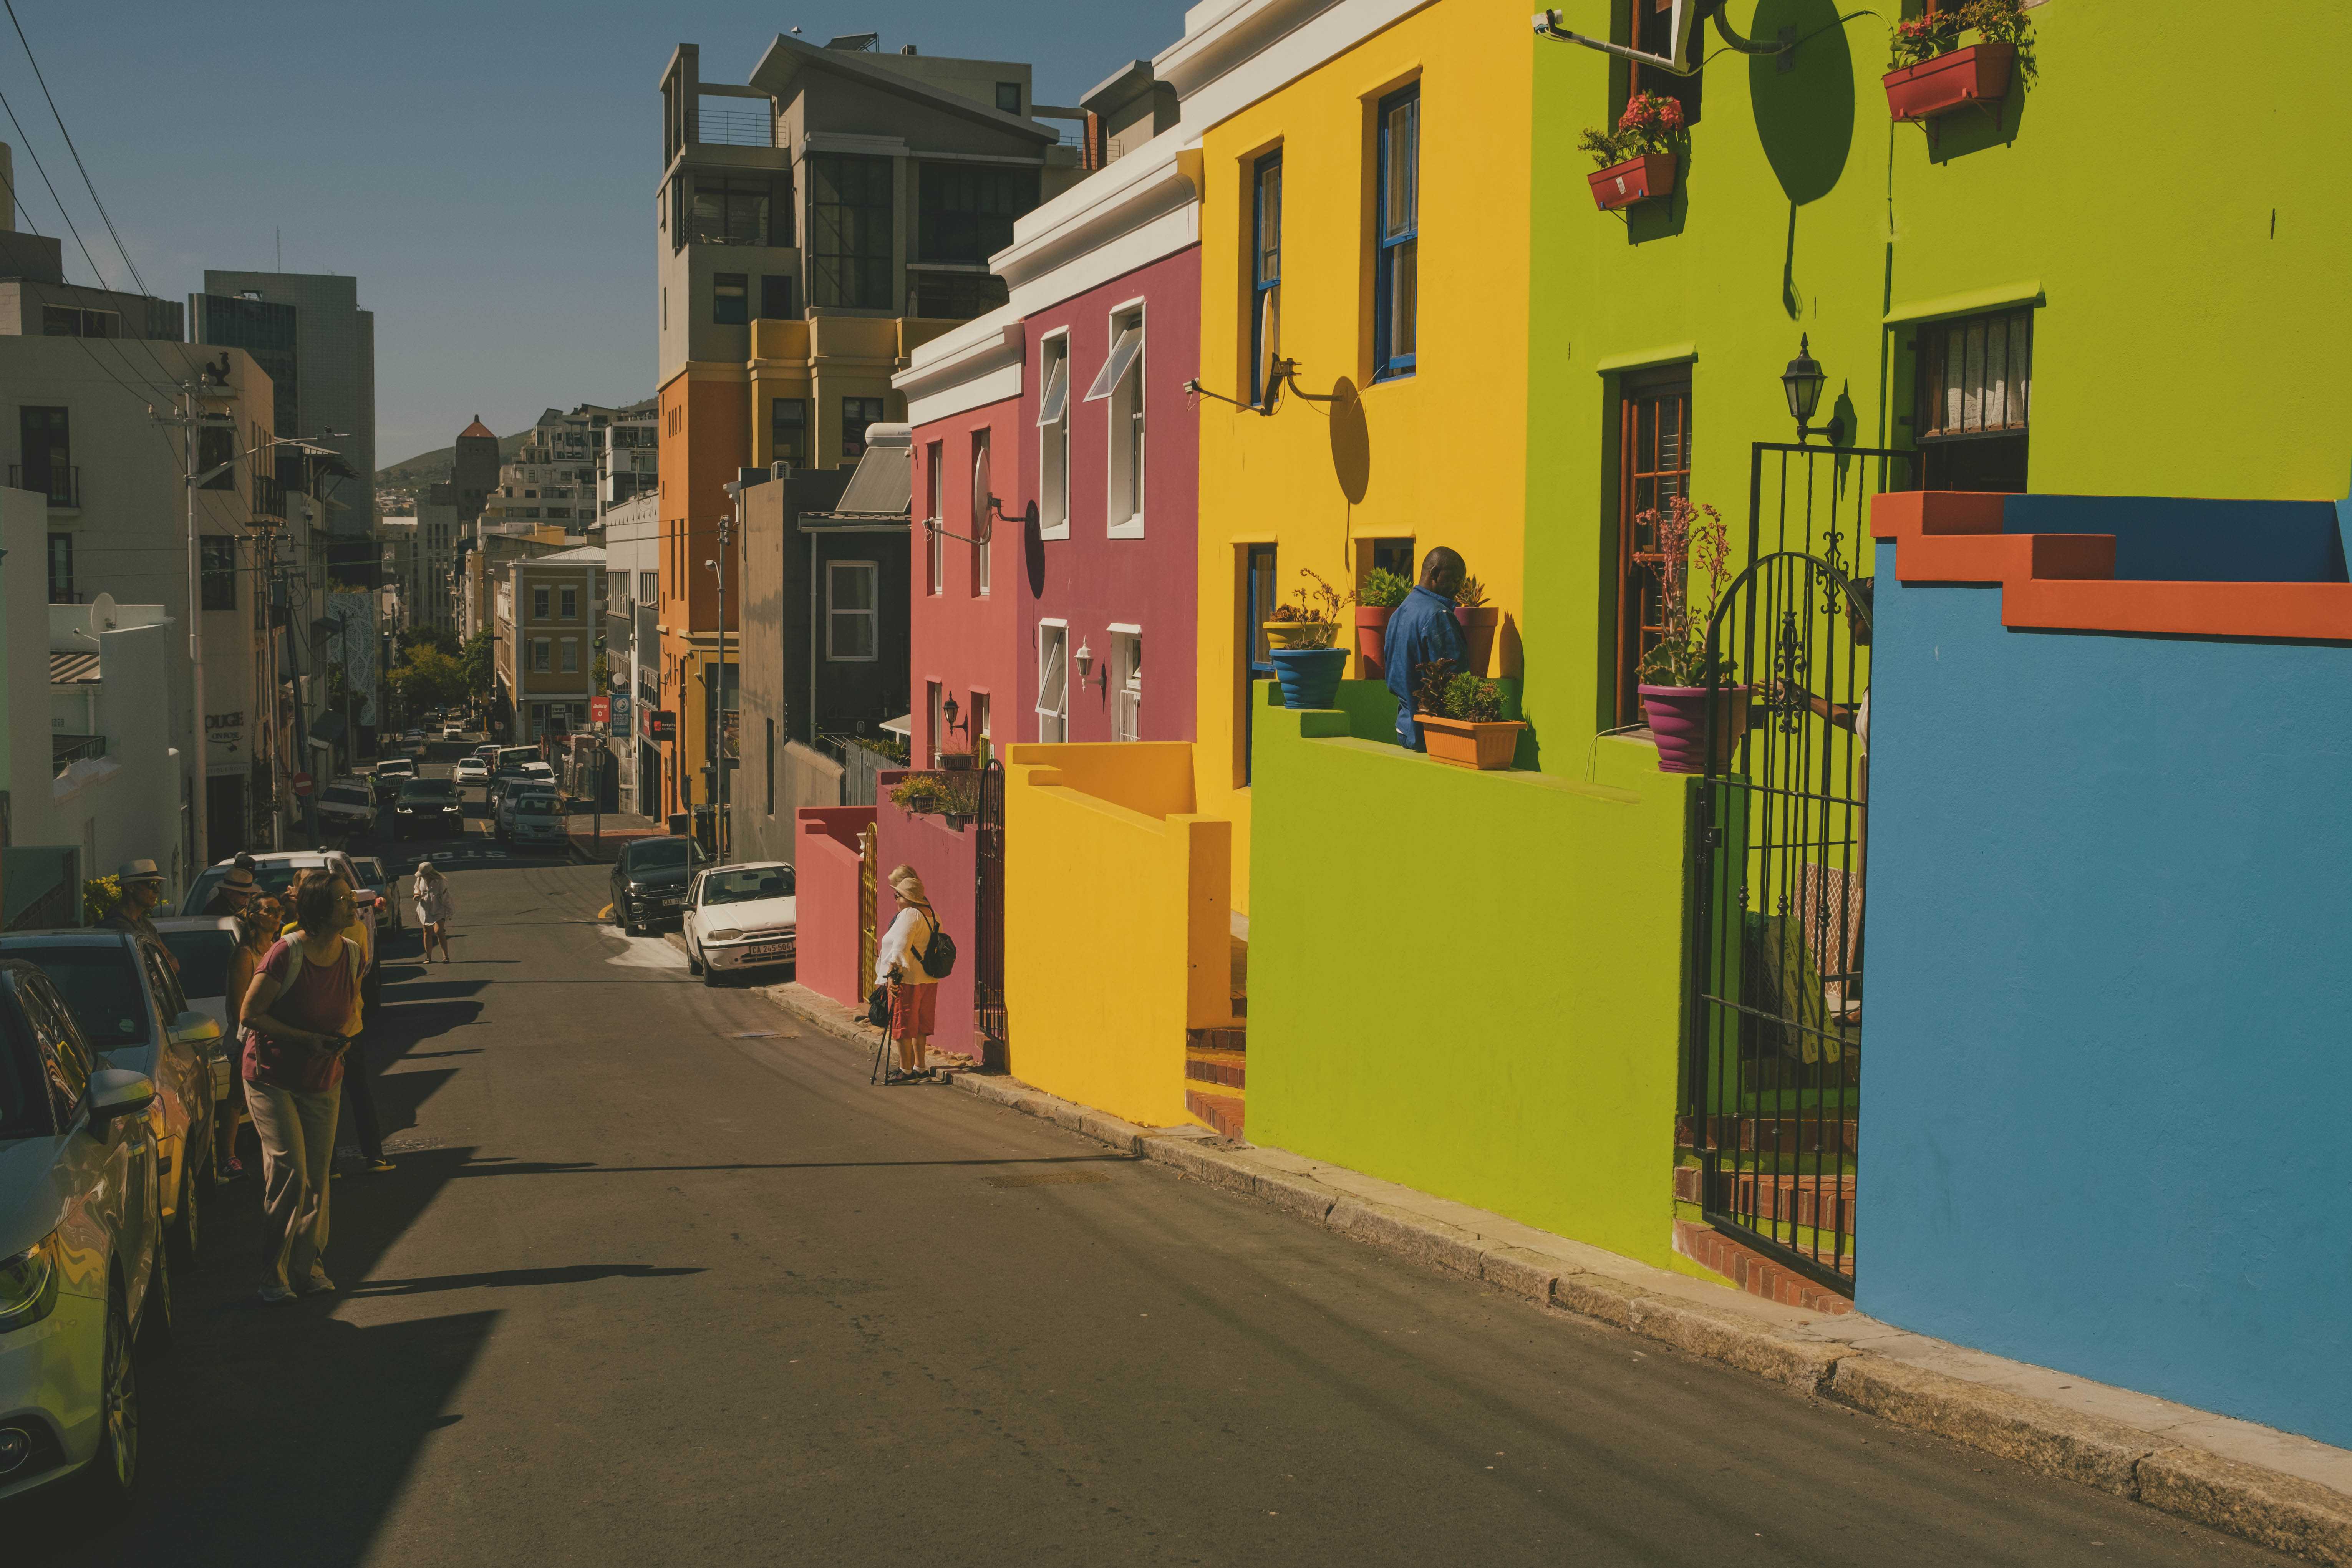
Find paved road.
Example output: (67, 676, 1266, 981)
(5, 860, 2291, 1566)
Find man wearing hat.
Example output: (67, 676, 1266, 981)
(204, 857, 260, 917)
(102, 859, 170, 946)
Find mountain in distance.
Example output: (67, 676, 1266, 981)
(375, 428, 532, 490)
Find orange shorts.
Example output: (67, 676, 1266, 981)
(889, 982, 938, 1039)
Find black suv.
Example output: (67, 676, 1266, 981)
(610, 837, 705, 936)
(388, 777, 465, 841)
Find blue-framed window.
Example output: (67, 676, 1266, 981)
(1250, 151, 1282, 406)
(1373, 84, 1419, 382)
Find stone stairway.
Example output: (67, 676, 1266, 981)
(1184, 935, 1249, 1138)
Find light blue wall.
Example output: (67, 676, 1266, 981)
(1860, 560, 2352, 1449)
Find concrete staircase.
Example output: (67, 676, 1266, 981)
(1184, 935, 1249, 1138)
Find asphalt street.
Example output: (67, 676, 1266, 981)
(3, 845, 2296, 1566)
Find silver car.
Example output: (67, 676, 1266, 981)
(0, 957, 167, 1503)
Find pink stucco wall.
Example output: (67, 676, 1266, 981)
(909, 394, 1024, 767)
(1018, 247, 1202, 742)
(793, 806, 874, 1008)
(873, 771, 980, 1063)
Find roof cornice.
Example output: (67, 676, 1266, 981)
(991, 134, 1203, 300)
(747, 33, 1055, 145)
(894, 311, 1026, 401)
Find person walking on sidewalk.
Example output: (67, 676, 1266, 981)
(281, 870, 394, 1176)
(413, 861, 454, 963)
(874, 865, 940, 1083)
(1381, 547, 1473, 752)
(238, 874, 360, 1301)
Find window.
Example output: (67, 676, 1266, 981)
(198, 422, 237, 492)
(561, 585, 578, 620)
(808, 153, 894, 309)
(1627, 1, 1703, 126)
(561, 638, 579, 673)
(1374, 84, 1420, 381)
(1037, 335, 1070, 537)
(761, 273, 796, 319)
(917, 163, 1039, 265)
(41, 305, 118, 338)
(1035, 622, 1068, 743)
(971, 690, 990, 749)
(995, 81, 1023, 114)
(638, 570, 658, 601)
(20, 405, 69, 503)
(1086, 308, 1145, 535)
(200, 536, 237, 611)
(533, 585, 550, 620)
(1369, 537, 1417, 582)
(1251, 152, 1282, 407)
(1242, 545, 1277, 783)
(971, 431, 992, 597)
(1913, 308, 2033, 493)
(689, 174, 783, 246)
(771, 397, 809, 467)
(713, 273, 748, 326)
(925, 440, 944, 594)
(908, 270, 1010, 321)
(1614, 371, 1691, 727)
(532, 637, 552, 673)
(842, 397, 885, 462)
(45, 531, 70, 602)
(926, 680, 944, 768)
(1112, 628, 1143, 742)
(826, 560, 878, 660)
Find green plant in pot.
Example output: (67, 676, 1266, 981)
(1451, 572, 1500, 676)
(1266, 568, 1353, 710)
(1631, 496, 1747, 775)
(1354, 566, 1412, 675)
(1412, 658, 1526, 771)
(1884, 0, 2036, 124)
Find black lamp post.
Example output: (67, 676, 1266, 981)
(1782, 333, 1833, 444)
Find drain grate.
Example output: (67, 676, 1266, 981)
(986, 1170, 1112, 1188)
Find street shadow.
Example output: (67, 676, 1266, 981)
(346, 1263, 705, 1297)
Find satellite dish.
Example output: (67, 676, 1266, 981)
(969, 444, 994, 545)
(1256, 291, 1283, 409)
(89, 591, 116, 633)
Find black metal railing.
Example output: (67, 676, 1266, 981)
(10, 464, 79, 507)
(695, 106, 774, 147)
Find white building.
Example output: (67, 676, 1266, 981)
(601, 493, 659, 812)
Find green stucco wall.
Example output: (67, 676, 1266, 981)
(1522, 3, 2352, 746)
(1248, 684, 1693, 1266)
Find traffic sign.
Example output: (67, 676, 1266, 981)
(590, 696, 611, 724)
(291, 771, 315, 797)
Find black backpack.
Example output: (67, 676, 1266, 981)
(913, 902, 957, 979)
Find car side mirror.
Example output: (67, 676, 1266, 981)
(168, 1009, 223, 1051)
(86, 1069, 156, 1133)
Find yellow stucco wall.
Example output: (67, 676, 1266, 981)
(1191, 0, 1533, 916)
(1001, 743, 1230, 1128)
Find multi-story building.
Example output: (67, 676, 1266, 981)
(493, 547, 607, 745)
(600, 494, 659, 812)
(380, 513, 417, 623)
(650, 32, 1084, 821)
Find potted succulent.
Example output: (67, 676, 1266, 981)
(1581, 91, 1684, 212)
(1452, 574, 1500, 676)
(1265, 569, 1353, 709)
(1413, 660, 1526, 771)
(1355, 567, 1412, 677)
(1883, 0, 2035, 123)
(1632, 496, 1749, 774)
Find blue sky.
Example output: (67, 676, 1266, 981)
(2, 1, 1183, 465)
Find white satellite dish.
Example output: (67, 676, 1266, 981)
(1534, 0, 1715, 76)
(968, 444, 994, 545)
(88, 591, 116, 634)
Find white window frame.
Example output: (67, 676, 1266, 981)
(925, 439, 945, 595)
(970, 689, 991, 749)
(1110, 624, 1142, 742)
(826, 559, 880, 662)
(972, 430, 993, 598)
(1037, 330, 1071, 540)
(1086, 300, 1147, 540)
(926, 679, 943, 769)
(1034, 620, 1069, 743)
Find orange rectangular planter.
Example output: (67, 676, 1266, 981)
(1417, 715, 1527, 771)
(1883, 42, 2015, 122)
(1587, 152, 1676, 211)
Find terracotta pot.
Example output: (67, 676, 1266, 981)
(1883, 42, 2015, 122)
(1263, 619, 1335, 652)
(1587, 152, 1677, 212)
(1638, 685, 1754, 775)
(1417, 715, 1527, 771)
(1354, 605, 1396, 675)
(1454, 606, 1500, 676)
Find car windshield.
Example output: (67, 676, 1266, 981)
(703, 867, 793, 906)
(518, 802, 559, 818)
(12, 945, 148, 1047)
(378, 760, 414, 774)
(185, 861, 313, 912)
(401, 780, 457, 800)
(353, 859, 387, 884)
(159, 928, 236, 1000)
(629, 839, 695, 870)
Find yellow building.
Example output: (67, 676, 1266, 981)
(1185, 0, 1533, 914)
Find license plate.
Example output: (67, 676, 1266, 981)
(748, 943, 791, 959)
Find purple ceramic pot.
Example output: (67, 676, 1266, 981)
(1638, 684, 1753, 774)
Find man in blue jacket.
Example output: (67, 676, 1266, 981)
(1382, 547, 1472, 751)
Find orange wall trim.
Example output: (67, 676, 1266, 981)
(1872, 491, 2352, 642)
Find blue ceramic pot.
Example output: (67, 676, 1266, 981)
(1269, 646, 1349, 710)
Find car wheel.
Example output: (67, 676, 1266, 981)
(135, 1246, 173, 1362)
(167, 1170, 201, 1273)
(87, 1288, 139, 1499)
(701, 963, 723, 988)
(686, 945, 703, 975)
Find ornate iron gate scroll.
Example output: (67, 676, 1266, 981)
(1683, 442, 1906, 1295)
(973, 758, 1008, 1065)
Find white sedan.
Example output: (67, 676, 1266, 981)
(681, 863, 797, 989)
(452, 759, 489, 786)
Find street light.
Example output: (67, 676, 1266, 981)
(1781, 334, 1833, 445)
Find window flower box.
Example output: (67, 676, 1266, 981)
(1417, 714, 1526, 771)
(1884, 41, 2015, 122)
(1587, 152, 1676, 212)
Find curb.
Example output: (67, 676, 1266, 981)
(749, 981, 2352, 1565)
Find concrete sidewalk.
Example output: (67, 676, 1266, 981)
(564, 806, 665, 863)
(751, 976, 2352, 1567)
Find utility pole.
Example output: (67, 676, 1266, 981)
(154, 380, 222, 876)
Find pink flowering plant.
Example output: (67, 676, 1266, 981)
(1889, 0, 2038, 81)
(1578, 90, 1687, 169)
(1633, 496, 1737, 688)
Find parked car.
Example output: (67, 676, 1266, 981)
(401, 729, 424, 745)
(315, 779, 377, 840)
(388, 777, 465, 841)
(494, 779, 560, 839)
(441, 724, 467, 741)
(0, 930, 220, 1272)
(507, 795, 569, 853)
(180, 852, 379, 1012)
(0, 957, 168, 1503)
(149, 916, 242, 1115)
(370, 756, 418, 805)
(492, 745, 540, 775)
(348, 856, 403, 936)
(453, 758, 489, 787)
(610, 836, 706, 935)
(681, 862, 797, 987)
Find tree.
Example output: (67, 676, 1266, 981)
(388, 647, 469, 714)
(395, 625, 461, 661)
(460, 630, 496, 699)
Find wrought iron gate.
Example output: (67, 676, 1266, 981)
(973, 758, 1008, 1064)
(1683, 442, 1907, 1295)
(856, 823, 878, 993)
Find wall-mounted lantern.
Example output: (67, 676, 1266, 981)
(1781, 334, 1834, 445)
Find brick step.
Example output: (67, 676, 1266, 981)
(1184, 1046, 1245, 1089)
(1676, 1165, 1856, 1232)
(1185, 1088, 1244, 1140)
(1673, 1218, 1854, 1312)
(1676, 1113, 1857, 1157)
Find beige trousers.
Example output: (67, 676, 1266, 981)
(244, 1079, 341, 1292)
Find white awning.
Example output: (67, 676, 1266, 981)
(1036, 352, 1069, 428)
(1083, 324, 1143, 403)
(877, 713, 912, 738)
